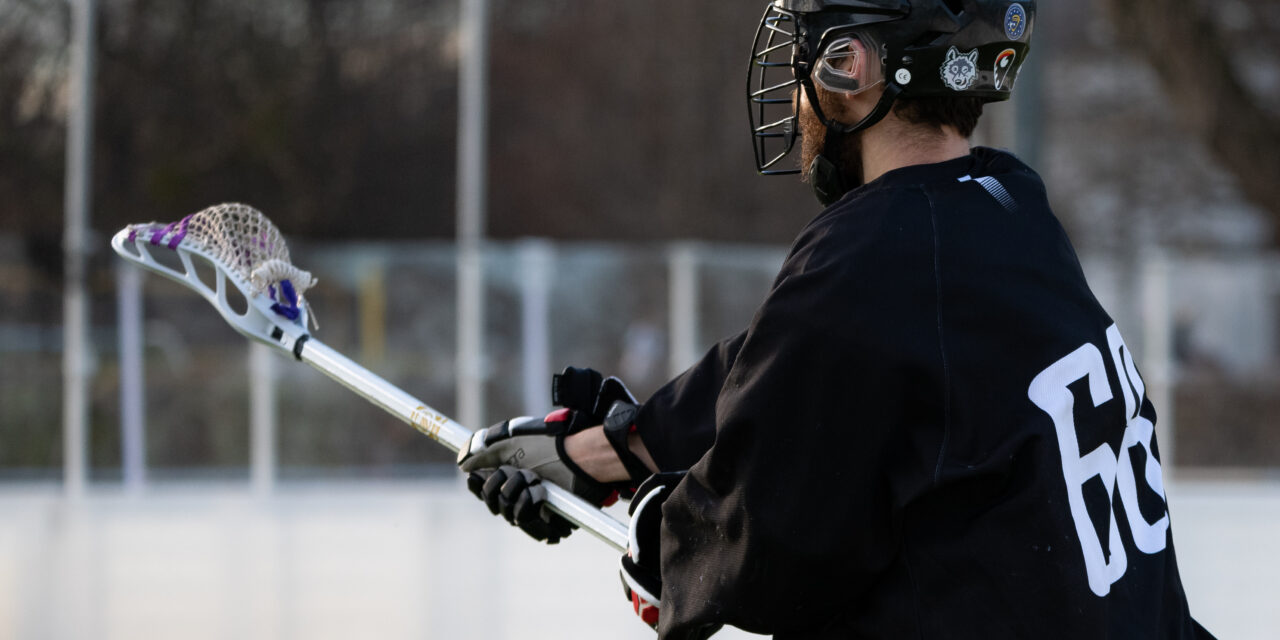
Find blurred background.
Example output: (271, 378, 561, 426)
(1, 0, 1278, 638)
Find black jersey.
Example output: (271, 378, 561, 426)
(635, 149, 1212, 639)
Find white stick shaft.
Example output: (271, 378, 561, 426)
(298, 339, 629, 551)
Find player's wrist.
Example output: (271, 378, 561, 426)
(564, 426, 632, 484)
(602, 401, 655, 487)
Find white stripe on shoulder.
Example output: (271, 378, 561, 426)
(957, 174, 1018, 212)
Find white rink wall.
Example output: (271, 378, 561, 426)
(0, 480, 760, 640)
(0, 478, 1274, 640)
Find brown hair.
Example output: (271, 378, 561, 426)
(891, 96, 985, 138)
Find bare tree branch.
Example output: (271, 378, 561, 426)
(1102, 0, 1280, 244)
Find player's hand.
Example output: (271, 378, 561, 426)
(553, 366, 638, 424)
(556, 366, 651, 490)
(465, 465, 576, 543)
(620, 471, 685, 629)
(457, 410, 617, 543)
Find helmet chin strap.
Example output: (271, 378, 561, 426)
(804, 82, 904, 206)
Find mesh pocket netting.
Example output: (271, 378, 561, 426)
(128, 203, 316, 296)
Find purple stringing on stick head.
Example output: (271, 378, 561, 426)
(166, 214, 194, 250)
(151, 220, 179, 246)
(269, 279, 301, 320)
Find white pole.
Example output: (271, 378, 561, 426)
(116, 261, 146, 494)
(1141, 251, 1176, 474)
(456, 0, 490, 430)
(63, 0, 97, 499)
(520, 239, 553, 414)
(668, 242, 700, 377)
(249, 342, 277, 497)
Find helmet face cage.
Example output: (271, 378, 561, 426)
(748, 4, 803, 175)
(747, 4, 904, 175)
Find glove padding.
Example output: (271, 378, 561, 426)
(467, 466, 575, 544)
(620, 471, 686, 630)
(552, 366, 637, 418)
(457, 411, 616, 543)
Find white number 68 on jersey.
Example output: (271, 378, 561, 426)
(1028, 324, 1170, 597)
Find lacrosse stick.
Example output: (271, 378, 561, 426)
(111, 203, 629, 551)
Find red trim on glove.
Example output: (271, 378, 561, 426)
(641, 603, 659, 626)
(544, 408, 572, 424)
(630, 589, 660, 626)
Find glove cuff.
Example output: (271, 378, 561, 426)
(602, 401, 652, 487)
(620, 556, 662, 629)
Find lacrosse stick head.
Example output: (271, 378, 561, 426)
(111, 203, 317, 355)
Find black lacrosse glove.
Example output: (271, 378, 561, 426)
(466, 466, 575, 544)
(555, 367, 652, 492)
(457, 409, 617, 543)
(620, 471, 685, 630)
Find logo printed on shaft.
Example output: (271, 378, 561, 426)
(410, 405, 446, 440)
(940, 47, 979, 91)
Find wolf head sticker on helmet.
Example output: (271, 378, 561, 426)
(941, 47, 980, 92)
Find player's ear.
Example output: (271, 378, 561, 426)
(835, 37, 869, 78)
(812, 34, 886, 120)
(814, 35, 879, 98)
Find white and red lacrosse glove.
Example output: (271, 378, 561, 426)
(620, 471, 685, 630)
(458, 409, 618, 543)
(457, 366, 646, 544)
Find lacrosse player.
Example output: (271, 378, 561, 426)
(458, 1, 1214, 637)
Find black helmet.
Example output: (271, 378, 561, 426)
(748, 0, 1035, 182)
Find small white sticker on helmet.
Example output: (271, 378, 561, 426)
(895, 68, 912, 85)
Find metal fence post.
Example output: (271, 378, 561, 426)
(1141, 251, 1176, 473)
(456, 0, 490, 431)
(62, 0, 98, 500)
(249, 342, 277, 496)
(668, 242, 700, 378)
(116, 262, 146, 493)
(520, 239, 553, 414)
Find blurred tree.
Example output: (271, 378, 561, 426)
(90, 0, 459, 238)
(486, 0, 815, 243)
(1102, 0, 1280, 245)
(1, 0, 813, 244)
(0, 1, 65, 239)
(0, 0, 459, 241)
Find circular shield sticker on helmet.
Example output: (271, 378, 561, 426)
(1005, 4, 1027, 40)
